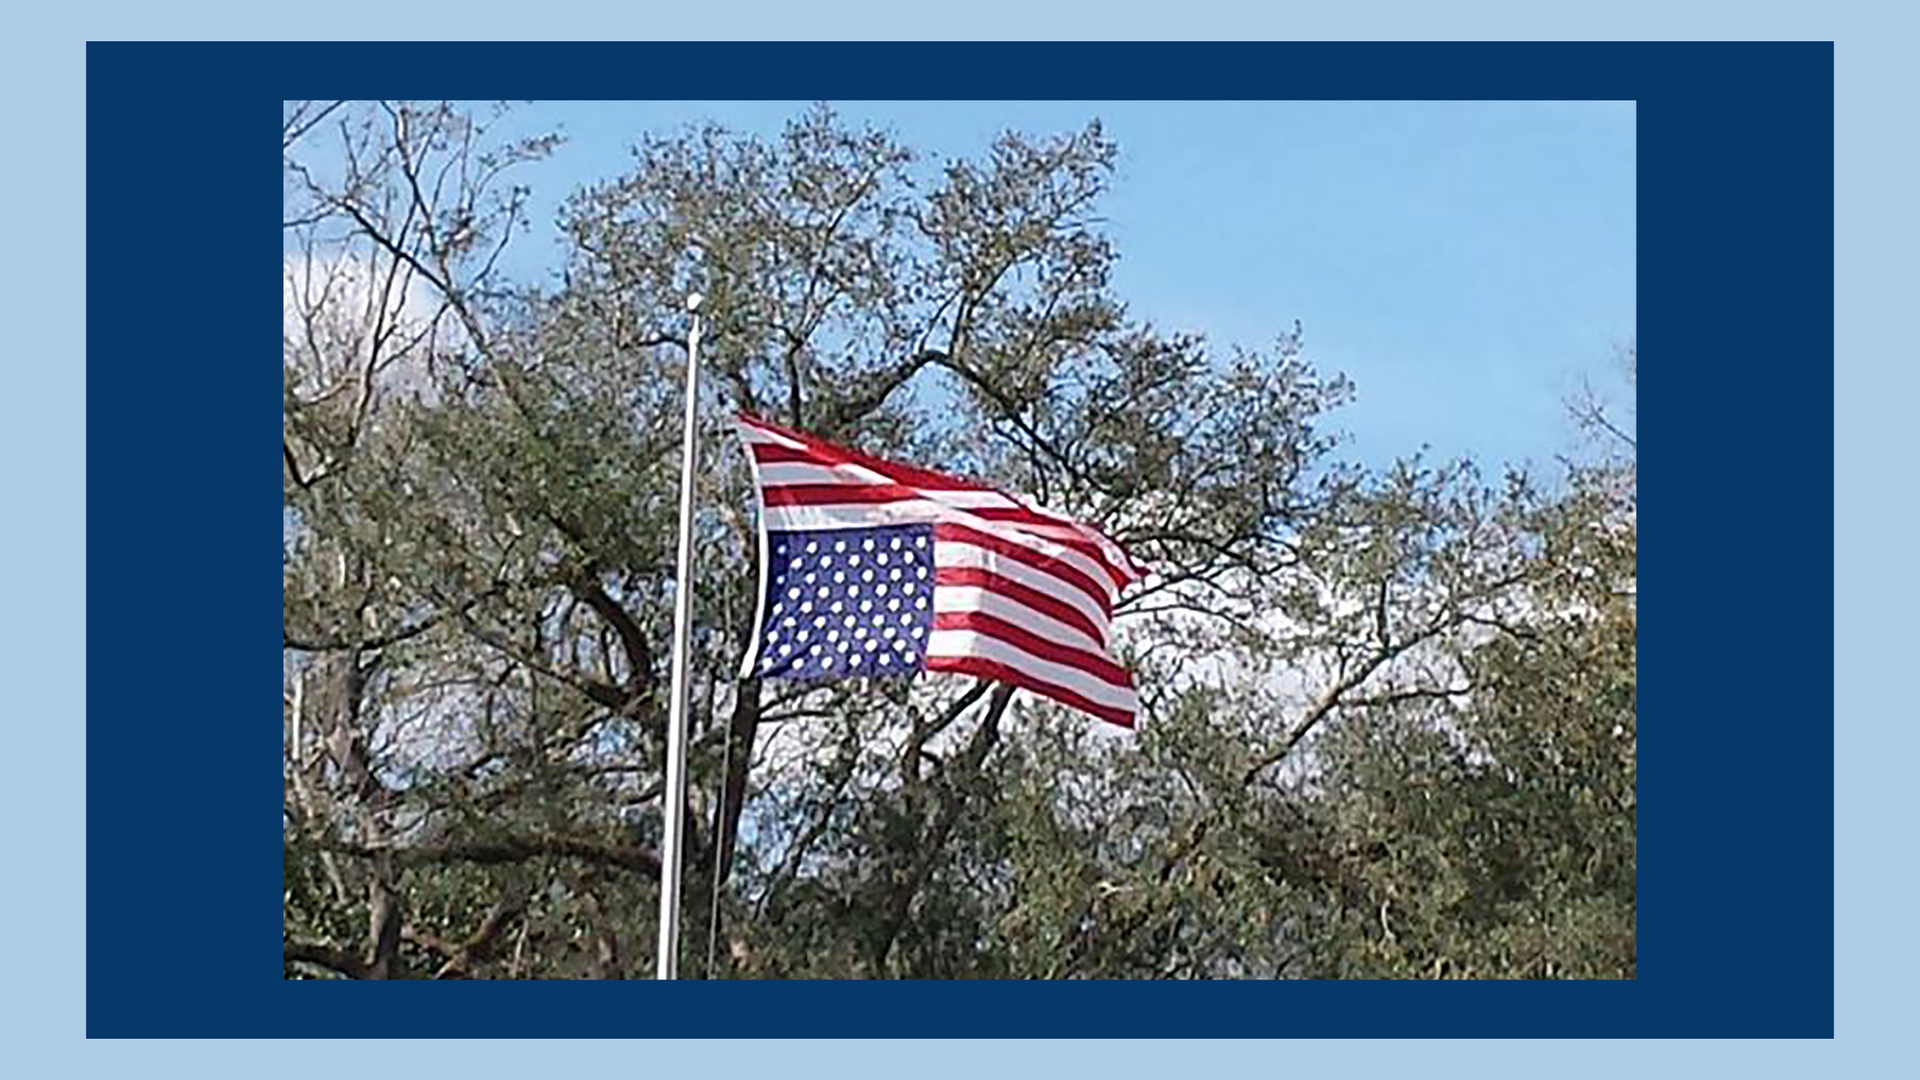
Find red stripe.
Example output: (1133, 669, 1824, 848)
(934, 566, 1106, 648)
(925, 655, 1136, 729)
(761, 483, 921, 507)
(934, 521, 1112, 617)
(749, 443, 842, 468)
(742, 413, 1144, 582)
(741, 414, 986, 491)
(931, 610, 1133, 689)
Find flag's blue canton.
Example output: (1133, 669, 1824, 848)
(755, 523, 936, 681)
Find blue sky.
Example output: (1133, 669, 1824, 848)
(427, 100, 1637, 471)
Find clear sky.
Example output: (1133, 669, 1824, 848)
(406, 100, 1637, 471)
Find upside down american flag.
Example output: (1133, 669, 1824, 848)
(735, 413, 1148, 728)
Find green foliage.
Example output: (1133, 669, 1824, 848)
(283, 101, 1634, 980)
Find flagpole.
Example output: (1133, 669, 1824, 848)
(656, 291, 705, 980)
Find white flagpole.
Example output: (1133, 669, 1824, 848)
(656, 291, 705, 980)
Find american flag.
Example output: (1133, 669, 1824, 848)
(735, 413, 1147, 728)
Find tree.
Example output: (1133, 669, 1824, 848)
(282, 101, 1635, 979)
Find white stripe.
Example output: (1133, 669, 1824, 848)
(760, 501, 945, 530)
(933, 543, 1110, 645)
(925, 629, 1140, 715)
(736, 422, 807, 451)
(932, 585, 1106, 656)
(753, 461, 865, 488)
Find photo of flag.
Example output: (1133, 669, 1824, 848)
(735, 413, 1148, 728)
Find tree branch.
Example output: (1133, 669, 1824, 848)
(284, 938, 367, 979)
(311, 834, 662, 881)
(874, 683, 1011, 972)
(571, 575, 657, 694)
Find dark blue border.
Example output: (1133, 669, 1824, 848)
(86, 42, 1832, 1036)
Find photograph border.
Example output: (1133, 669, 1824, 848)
(84, 41, 1832, 1037)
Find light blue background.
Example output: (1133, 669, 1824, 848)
(15, 2, 1885, 1071)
